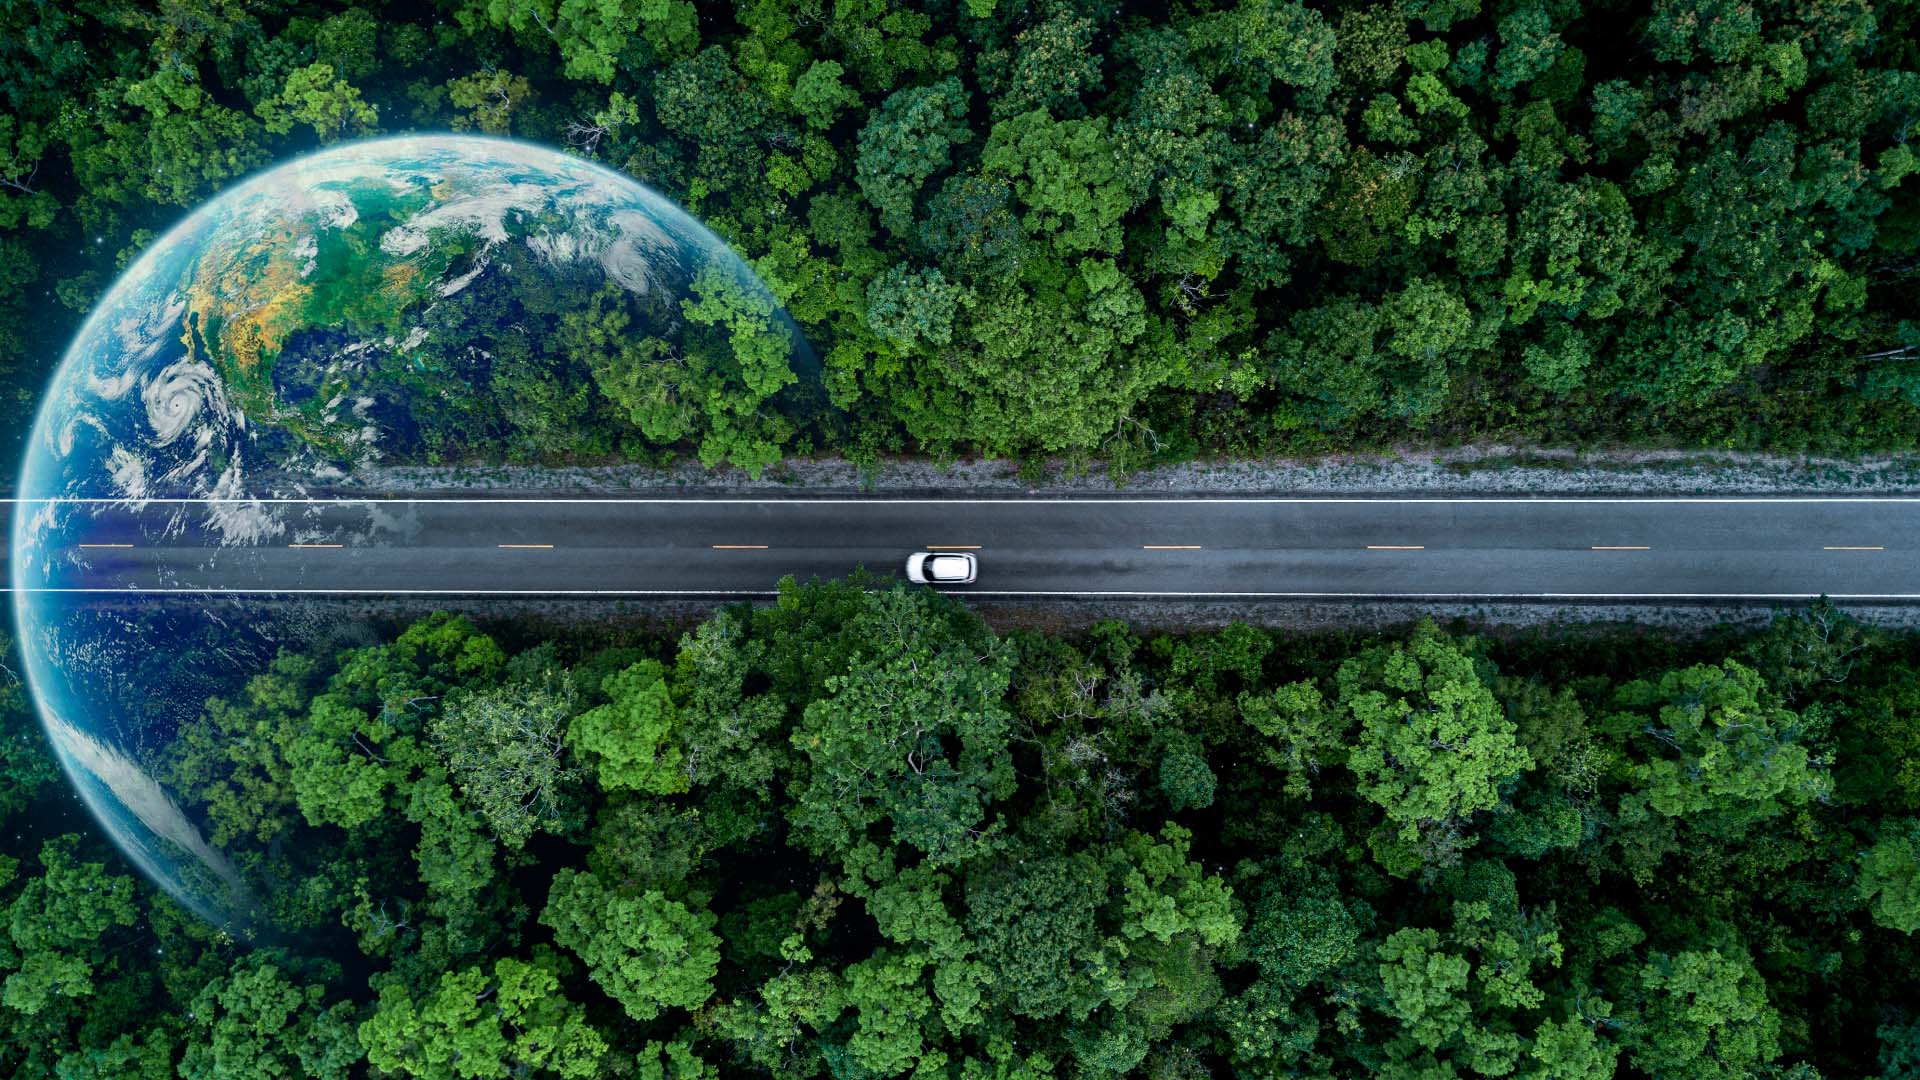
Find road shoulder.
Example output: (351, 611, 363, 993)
(322, 444, 1920, 499)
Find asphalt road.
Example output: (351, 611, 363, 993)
(12, 496, 1920, 600)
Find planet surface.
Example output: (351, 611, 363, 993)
(10, 135, 810, 932)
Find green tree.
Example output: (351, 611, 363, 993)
(856, 78, 972, 236)
(559, 285, 698, 447)
(0, 118, 57, 231)
(153, 734, 322, 941)
(786, 588, 1015, 867)
(1492, 7, 1566, 92)
(654, 46, 767, 148)
(431, 675, 584, 849)
(679, 261, 798, 470)
(1374, 864, 1566, 1075)
(963, 851, 1104, 1019)
(1156, 737, 1216, 811)
(1339, 623, 1533, 843)
(55, 1030, 178, 1080)
(790, 60, 859, 131)
(665, 605, 791, 846)
(839, 949, 938, 1076)
(444, 70, 534, 135)
(1239, 679, 1348, 799)
(1215, 112, 1346, 289)
(540, 869, 720, 1022)
(1525, 1016, 1620, 1080)
(2, 836, 138, 1016)
(1643, 0, 1763, 64)
(567, 660, 686, 795)
(0, 638, 59, 823)
(1335, 4, 1409, 89)
(864, 264, 973, 348)
(1739, 600, 1880, 703)
(1311, 146, 1418, 268)
(917, 172, 1030, 281)
(1859, 818, 1920, 933)
(1182, 0, 1339, 111)
(984, 14, 1102, 120)
(1625, 945, 1781, 1080)
(359, 951, 607, 1079)
(63, 66, 267, 210)
(633, 1040, 718, 1080)
(314, 9, 380, 81)
(459, 0, 696, 82)
(981, 109, 1143, 256)
(179, 959, 360, 1080)
(1610, 660, 1831, 829)
(256, 63, 377, 143)
(883, 260, 1165, 455)
(1109, 824, 1238, 948)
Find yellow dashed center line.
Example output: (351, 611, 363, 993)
(712, 544, 769, 550)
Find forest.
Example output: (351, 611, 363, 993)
(4, 0, 1920, 1076)
(0, 585, 1916, 1077)
(0, 0, 1917, 472)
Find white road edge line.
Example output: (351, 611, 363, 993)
(7, 588, 1920, 599)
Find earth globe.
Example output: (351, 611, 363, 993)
(9, 134, 814, 934)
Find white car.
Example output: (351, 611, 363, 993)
(905, 551, 977, 584)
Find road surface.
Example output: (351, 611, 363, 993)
(10, 496, 1920, 601)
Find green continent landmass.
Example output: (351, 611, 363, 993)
(181, 177, 462, 463)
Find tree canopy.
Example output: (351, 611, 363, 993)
(1, 0, 1917, 472)
(0, 594, 1915, 1076)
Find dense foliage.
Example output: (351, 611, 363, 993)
(1, 0, 1917, 474)
(0, 587, 1917, 1076)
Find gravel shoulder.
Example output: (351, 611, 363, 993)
(232, 594, 1920, 640)
(332, 444, 1920, 498)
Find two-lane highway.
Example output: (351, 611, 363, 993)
(11, 496, 1920, 600)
